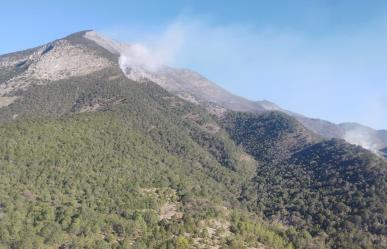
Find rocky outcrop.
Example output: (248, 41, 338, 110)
(0, 37, 113, 97)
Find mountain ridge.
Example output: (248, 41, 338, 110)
(82, 30, 387, 154)
(0, 30, 386, 248)
(1, 29, 386, 156)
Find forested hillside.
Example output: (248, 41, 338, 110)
(0, 64, 299, 248)
(0, 31, 386, 249)
(0, 109, 292, 249)
(221, 112, 387, 248)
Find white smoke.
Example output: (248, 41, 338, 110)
(94, 16, 387, 131)
(343, 96, 387, 154)
(343, 128, 379, 152)
(118, 43, 161, 72)
(85, 30, 182, 74)
(100, 14, 387, 130)
(117, 23, 185, 73)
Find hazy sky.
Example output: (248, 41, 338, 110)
(1, 0, 386, 129)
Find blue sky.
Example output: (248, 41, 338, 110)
(1, 0, 386, 129)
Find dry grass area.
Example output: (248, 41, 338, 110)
(183, 112, 201, 122)
(177, 93, 200, 105)
(183, 112, 221, 134)
(162, 96, 184, 107)
(79, 97, 125, 113)
(0, 96, 17, 108)
(139, 188, 183, 221)
(248, 244, 272, 249)
(206, 104, 227, 118)
(159, 202, 183, 220)
(191, 218, 232, 249)
(201, 122, 221, 134)
(240, 153, 255, 163)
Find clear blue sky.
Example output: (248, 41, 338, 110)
(1, 0, 386, 129)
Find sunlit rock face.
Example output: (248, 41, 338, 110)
(0, 37, 113, 96)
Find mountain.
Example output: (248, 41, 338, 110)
(3, 31, 385, 153)
(221, 111, 387, 248)
(221, 111, 319, 163)
(85, 32, 387, 153)
(0, 31, 293, 249)
(85, 31, 281, 114)
(85, 31, 387, 152)
(0, 30, 386, 249)
(87, 31, 387, 153)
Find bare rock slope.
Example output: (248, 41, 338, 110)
(0, 32, 114, 98)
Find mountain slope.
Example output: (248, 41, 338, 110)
(83, 31, 387, 152)
(221, 111, 318, 163)
(0, 32, 115, 97)
(220, 111, 387, 248)
(0, 32, 297, 249)
(0, 31, 387, 151)
(85, 31, 281, 113)
(0, 30, 386, 249)
(0, 110, 293, 249)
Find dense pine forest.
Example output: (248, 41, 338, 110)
(222, 112, 387, 248)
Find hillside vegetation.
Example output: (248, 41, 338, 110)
(222, 112, 387, 248)
(0, 31, 386, 249)
(0, 67, 299, 248)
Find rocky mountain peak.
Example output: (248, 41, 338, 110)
(84, 30, 128, 55)
(0, 32, 115, 100)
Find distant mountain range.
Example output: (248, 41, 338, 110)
(0, 30, 386, 248)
